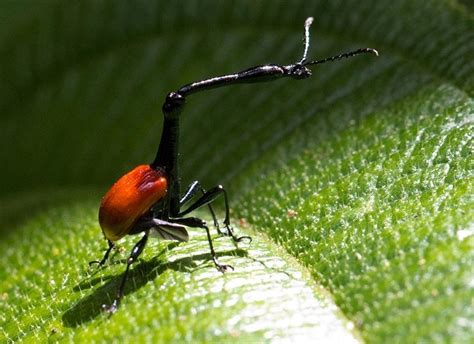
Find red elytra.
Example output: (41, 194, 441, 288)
(99, 165, 168, 241)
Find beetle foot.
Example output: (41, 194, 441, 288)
(88, 260, 104, 268)
(102, 300, 119, 314)
(213, 257, 234, 273)
(89, 241, 115, 269)
(223, 225, 252, 244)
(216, 227, 227, 236)
(234, 234, 252, 244)
(88, 257, 110, 270)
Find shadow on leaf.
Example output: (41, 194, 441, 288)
(62, 247, 248, 327)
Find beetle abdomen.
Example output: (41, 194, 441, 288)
(99, 165, 168, 241)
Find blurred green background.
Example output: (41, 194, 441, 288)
(1, 0, 473, 342)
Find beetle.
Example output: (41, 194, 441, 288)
(90, 17, 378, 313)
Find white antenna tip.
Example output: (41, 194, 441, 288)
(373, 49, 379, 56)
(305, 17, 314, 26)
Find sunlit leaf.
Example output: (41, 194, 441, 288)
(1, 0, 472, 342)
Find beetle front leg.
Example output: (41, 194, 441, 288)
(180, 180, 220, 233)
(103, 232, 149, 314)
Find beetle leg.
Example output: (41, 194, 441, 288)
(179, 180, 220, 233)
(179, 180, 200, 205)
(89, 240, 115, 268)
(177, 185, 251, 243)
(103, 232, 149, 314)
(170, 217, 234, 273)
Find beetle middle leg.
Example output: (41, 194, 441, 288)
(171, 217, 234, 273)
(177, 184, 251, 243)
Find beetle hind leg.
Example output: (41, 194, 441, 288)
(171, 217, 234, 273)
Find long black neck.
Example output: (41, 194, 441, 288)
(151, 92, 185, 217)
(152, 116, 179, 173)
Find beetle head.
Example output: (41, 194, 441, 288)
(285, 64, 312, 80)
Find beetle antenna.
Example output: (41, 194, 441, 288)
(304, 47, 379, 66)
(298, 17, 314, 65)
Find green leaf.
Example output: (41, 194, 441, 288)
(1, 0, 472, 342)
(2, 195, 359, 342)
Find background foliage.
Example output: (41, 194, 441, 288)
(1, 0, 472, 342)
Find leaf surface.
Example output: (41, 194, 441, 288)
(0, 0, 472, 342)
